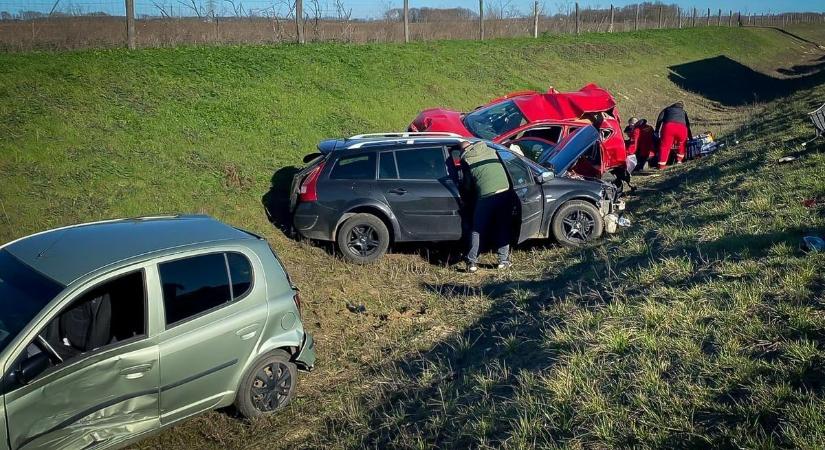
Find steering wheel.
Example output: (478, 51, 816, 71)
(36, 334, 63, 364)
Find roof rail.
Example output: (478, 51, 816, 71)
(348, 131, 463, 139)
(346, 137, 468, 149)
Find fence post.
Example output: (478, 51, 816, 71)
(634, 3, 639, 31)
(403, 0, 409, 43)
(608, 4, 614, 33)
(728, 10, 732, 27)
(479, 0, 484, 40)
(678, 8, 682, 29)
(533, 0, 539, 38)
(125, 0, 135, 49)
(717, 9, 721, 26)
(295, 0, 304, 44)
(737, 11, 741, 27)
(692, 7, 696, 27)
(657, 5, 662, 29)
(575, 2, 580, 35)
(706, 8, 710, 26)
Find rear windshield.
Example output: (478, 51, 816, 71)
(0, 250, 64, 354)
(463, 100, 527, 140)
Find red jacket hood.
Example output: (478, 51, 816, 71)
(409, 108, 472, 136)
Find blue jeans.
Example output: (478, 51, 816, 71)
(466, 191, 511, 265)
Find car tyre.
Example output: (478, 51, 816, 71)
(336, 213, 390, 264)
(551, 200, 604, 247)
(235, 350, 297, 419)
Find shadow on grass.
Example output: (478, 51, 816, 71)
(261, 165, 300, 236)
(668, 55, 825, 106)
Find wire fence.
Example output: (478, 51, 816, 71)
(1, 1, 823, 51)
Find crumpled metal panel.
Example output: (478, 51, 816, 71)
(22, 396, 159, 450)
(7, 343, 160, 450)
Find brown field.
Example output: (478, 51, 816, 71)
(0, 12, 786, 52)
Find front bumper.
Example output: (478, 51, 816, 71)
(295, 332, 316, 371)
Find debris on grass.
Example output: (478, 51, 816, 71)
(345, 302, 367, 314)
(801, 236, 825, 253)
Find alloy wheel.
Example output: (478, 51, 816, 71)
(250, 361, 293, 412)
(346, 224, 380, 257)
(562, 209, 595, 243)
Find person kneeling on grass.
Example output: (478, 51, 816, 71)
(628, 118, 656, 172)
(458, 140, 513, 273)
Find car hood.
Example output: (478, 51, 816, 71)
(538, 125, 600, 175)
(409, 108, 474, 137)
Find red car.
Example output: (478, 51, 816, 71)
(409, 84, 627, 179)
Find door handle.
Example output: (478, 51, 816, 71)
(236, 324, 259, 341)
(120, 363, 153, 379)
(389, 188, 407, 195)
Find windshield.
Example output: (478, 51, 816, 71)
(0, 250, 64, 354)
(463, 100, 527, 140)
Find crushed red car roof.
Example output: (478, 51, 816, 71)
(513, 83, 617, 122)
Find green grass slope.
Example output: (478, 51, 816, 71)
(308, 80, 825, 450)
(0, 26, 824, 449)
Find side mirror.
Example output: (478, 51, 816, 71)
(536, 171, 554, 183)
(15, 353, 50, 385)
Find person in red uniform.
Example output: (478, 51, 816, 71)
(628, 118, 656, 172)
(655, 101, 692, 170)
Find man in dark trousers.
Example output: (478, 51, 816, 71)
(655, 101, 693, 170)
(458, 140, 512, 273)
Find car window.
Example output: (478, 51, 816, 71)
(512, 138, 555, 161)
(0, 250, 64, 355)
(463, 100, 527, 140)
(159, 253, 232, 326)
(378, 152, 398, 179)
(498, 150, 533, 188)
(521, 126, 563, 143)
(330, 154, 376, 180)
(227, 253, 253, 299)
(9, 270, 147, 387)
(395, 148, 447, 180)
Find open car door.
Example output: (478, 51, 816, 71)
(497, 149, 543, 243)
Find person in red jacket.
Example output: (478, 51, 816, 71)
(628, 118, 656, 172)
(655, 101, 692, 169)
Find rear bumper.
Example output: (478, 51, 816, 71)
(293, 202, 335, 241)
(295, 332, 316, 371)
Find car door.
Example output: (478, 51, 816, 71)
(153, 249, 266, 424)
(376, 147, 462, 241)
(497, 150, 543, 243)
(3, 267, 160, 450)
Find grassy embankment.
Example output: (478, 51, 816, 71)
(1, 25, 824, 449)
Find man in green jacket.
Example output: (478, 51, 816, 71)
(459, 140, 513, 273)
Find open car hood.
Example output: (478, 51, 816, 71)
(538, 125, 600, 175)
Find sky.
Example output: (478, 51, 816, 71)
(2, 0, 823, 18)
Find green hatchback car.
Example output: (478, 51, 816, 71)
(0, 215, 315, 450)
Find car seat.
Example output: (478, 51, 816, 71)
(43, 293, 113, 360)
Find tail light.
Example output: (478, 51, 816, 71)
(298, 162, 325, 203)
(293, 290, 303, 318)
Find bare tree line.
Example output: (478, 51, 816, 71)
(1, 1, 824, 51)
